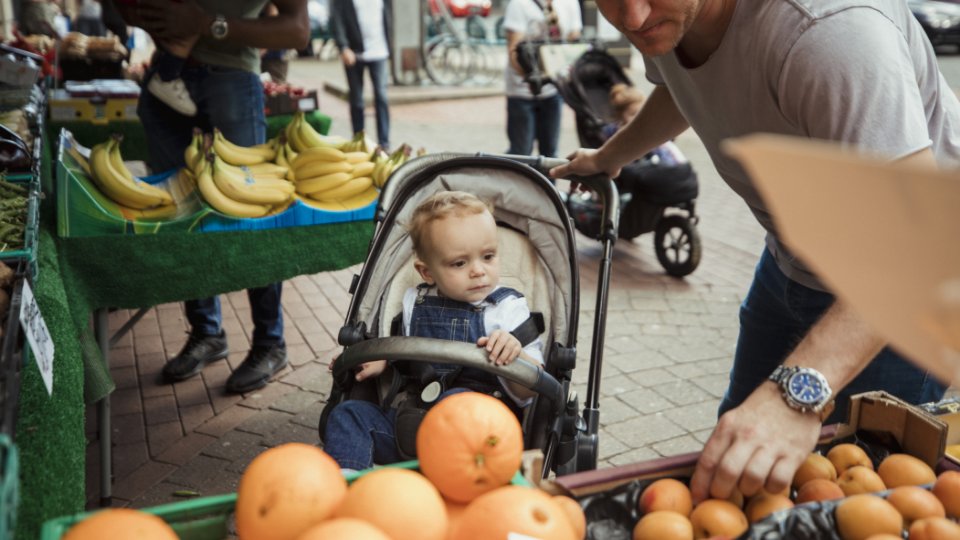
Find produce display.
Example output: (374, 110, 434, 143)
(0, 178, 29, 252)
(55, 393, 587, 540)
(59, 33, 127, 62)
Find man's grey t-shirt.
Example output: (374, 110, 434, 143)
(644, 0, 960, 290)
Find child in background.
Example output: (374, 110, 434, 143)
(606, 83, 688, 168)
(323, 190, 544, 472)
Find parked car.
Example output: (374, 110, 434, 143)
(428, 0, 492, 18)
(910, 0, 960, 49)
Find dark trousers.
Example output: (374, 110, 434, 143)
(344, 58, 390, 148)
(506, 93, 563, 157)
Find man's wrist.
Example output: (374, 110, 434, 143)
(197, 12, 216, 38)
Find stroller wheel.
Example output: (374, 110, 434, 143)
(654, 214, 702, 277)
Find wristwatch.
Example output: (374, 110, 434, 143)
(768, 365, 834, 418)
(210, 15, 228, 40)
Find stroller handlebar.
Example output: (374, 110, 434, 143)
(334, 336, 566, 409)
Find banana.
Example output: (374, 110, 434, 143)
(293, 146, 347, 166)
(89, 139, 173, 209)
(212, 129, 275, 165)
(117, 203, 178, 221)
(243, 162, 289, 177)
(275, 144, 289, 168)
(250, 136, 278, 152)
(285, 115, 307, 153)
(296, 171, 352, 195)
(339, 186, 380, 210)
(312, 176, 374, 202)
(350, 161, 376, 179)
(184, 130, 201, 170)
(294, 159, 352, 180)
(196, 160, 271, 218)
(297, 194, 345, 211)
(212, 155, 292, 205)
(344, 151, 370, 164)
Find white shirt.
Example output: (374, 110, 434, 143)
(502, 0, 583, 98)
(353, 0, 389, 61)
(401, 285, 545, 406)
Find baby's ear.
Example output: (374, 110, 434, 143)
(414, 259, 434, 284)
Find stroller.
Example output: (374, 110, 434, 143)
(319, 153, 621, 477)
(553, 48, 703, 277)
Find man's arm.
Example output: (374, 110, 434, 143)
(133, 0, 310, 50)
(506, 29, 525, 76)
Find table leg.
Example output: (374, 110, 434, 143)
(94, 308, 112, 507)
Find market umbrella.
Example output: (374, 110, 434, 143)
(724, 134, 960, 385)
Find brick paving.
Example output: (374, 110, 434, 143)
(84, 54, 768, 510)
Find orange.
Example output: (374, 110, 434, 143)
(835, 494, 903, 540)
(554, 495, 587, 540)
(452, 485, 577, 540)
(336, 467, 448, 540)
(886, 485, 945, 527)
(235, 443, 347, 540)
(688, 499, 748, 539)
(417, 392, 524, 503)
(908, 516, 960, 540)
(932, 470, 960, 518)
(295, 518, 391, 540)
(639, 478, 693, 517)
(877, 454, 937, 488)
(633, 510, 694, 540)
(443, 497, 469, 540)
(62, 508, 177, 540)
(827, 444, 874, 474)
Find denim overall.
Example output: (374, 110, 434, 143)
(407, 284, 524, 401)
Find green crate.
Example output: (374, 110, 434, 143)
(0, 172, 40, 280)
(0, 434, 20, 540)
(40, 460, 530, 539)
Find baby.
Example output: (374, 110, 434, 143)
(324, 190, 544, 471)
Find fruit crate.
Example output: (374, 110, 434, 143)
(0, 434, 19, 540)
(1, 263, 29, 439)
(0, 168, 41, 281)
(40, 460, 531, 539)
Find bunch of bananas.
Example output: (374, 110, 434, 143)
(290, 146, 378, 210)
(284, 111, 347, 153)
(89, 135, 177, 220)
(184, 129, 296, 218)
(370, 144, 413, 189)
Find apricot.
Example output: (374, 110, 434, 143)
(553, 495, 586, 540)
(639, 478, 693, 517)
(886, 485, 946, 527)
(908, 516, 960, 540)
(835, 494, 903, 540)
(795, 478, 845, 504)
(827, 444, 874, 474)
(932, 470, 960, 518)
(632, 510, 693, 540)
(862, 536, 906, 540)
(744, 493, 793, 523)
(792, 453, 838, 490)
(724, 487, 744, 510)
(689, 500, 748, 540)
(837, 465, 886, 496)
(877, 453, 937, 488)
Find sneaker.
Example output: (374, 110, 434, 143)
(162, 331, 228, 382)
(147, 76, 198, 117)
(225, 344, 288, 394)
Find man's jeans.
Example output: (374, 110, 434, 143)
(344, 58, 390, 148)
(719, 249, 945, 424)
(137, 64, 285, 348)
(506, 93, 563, 157)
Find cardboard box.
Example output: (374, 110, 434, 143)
(48, 89, 139, 124)
(0, 55, 40, 87)
(542, 391, 946, 498)
(919, 396, 960, 466)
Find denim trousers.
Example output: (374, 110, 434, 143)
(344, 58, 390, 148)
(324, 388, 469, 470)
(506, 93, 563, 157)
(718, 249, 945, 424)
(137, 64, 285, 348)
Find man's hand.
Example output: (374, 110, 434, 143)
(689, 383, 821, 504)
(136, 0, 207, 40)
(477, 330, 522, 366)
(355, 360, 387, 382)
(549, 148, 623, 181)
(341, 48, 356, 67)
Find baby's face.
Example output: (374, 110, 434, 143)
(415, 211, 500, 304)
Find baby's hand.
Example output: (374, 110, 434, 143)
(477, 330, 522, 366)
(355, 360, 387, 382)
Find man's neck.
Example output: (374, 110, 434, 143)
(676, 0, 737, 68)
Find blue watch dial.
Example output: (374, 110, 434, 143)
(788, 372, 824, 405)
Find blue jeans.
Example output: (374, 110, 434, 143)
(718, 249, 945, 424)
(324, 388, 469, 470)
(137, 64, 285, 348)
(506, 93, 563, 157)
(344, 58, 390, 148)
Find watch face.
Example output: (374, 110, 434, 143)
(787, 371, 825, 405)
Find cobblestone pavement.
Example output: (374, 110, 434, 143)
(86, 55, 770, 509)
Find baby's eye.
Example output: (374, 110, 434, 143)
(451, 261, 466, 268)
(484, 253, 497, 261)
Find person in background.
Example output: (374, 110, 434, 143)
(329, 0, 392, 149)
(117, 0, 310, 394)
(18, 0, 60, 37)
(75, 0, 106, 36)
(260, 3, 290, 82)
(503, 0, 581, 157)
(550, 0, 959, 506)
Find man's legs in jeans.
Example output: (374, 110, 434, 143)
(344, 60, 366, 136)
(324, 401, 400, 471)
(719, 249, 946, 425)
(506, 97, 535, 155)
(368, 59, 390, 148)
(534, 93, 563, 158)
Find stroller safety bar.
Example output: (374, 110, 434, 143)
(334, 337, 566, 411)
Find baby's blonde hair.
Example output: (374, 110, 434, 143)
(609, 83, 646, 124)
(408, 191, 494, 258)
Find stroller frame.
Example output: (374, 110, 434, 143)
(320, 152, 621, 477)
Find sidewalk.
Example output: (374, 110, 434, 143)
(85, 56, 768, 510)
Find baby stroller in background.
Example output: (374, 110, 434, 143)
(552, 47, 703, 277)
(319, 152, 622, 477)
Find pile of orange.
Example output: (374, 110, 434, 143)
(60, 392, 587, 540)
